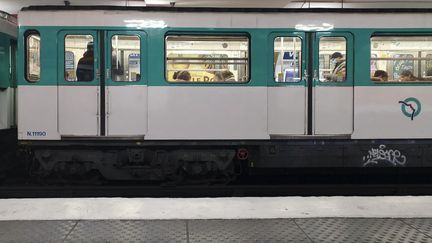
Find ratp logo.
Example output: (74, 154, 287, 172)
(398, 97, 421, 120)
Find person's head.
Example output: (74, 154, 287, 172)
(173, 71, 179, 80)
(87, 42, 94, 51)
(330, 52, 344, 65)
(84, 42, 94, 57)
(214, 70, 235, 82)
(400, 70, 415, 81)
(373, 70, 388, 81)
(176, 71, 191, 81)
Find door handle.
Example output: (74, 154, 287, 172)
(313, 69, 318, 81)
(96, 68, 100, 80)
(106, 68, 111, 79)
(302, 70, 309, 82)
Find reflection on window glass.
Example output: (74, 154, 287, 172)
(26, 32, 40, 82)
(274, 37, 302, 82)
(165, 35, 249, 83)
(111, 35, 140, 81)
(319, 37, 346, 82)
(65, 35, 94, 82)
(371, 36, 432, 82)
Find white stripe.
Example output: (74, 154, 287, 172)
(0, 196, 430, 220)
(18, 11, 432, 29)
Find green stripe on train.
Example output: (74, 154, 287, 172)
(16, 26, 432, 87)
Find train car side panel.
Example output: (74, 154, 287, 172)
(353, 86, 432, 139)
(106, 85, 148, 137)
(268, 86, 306, 135)
(17, 86, 60, 140)
(145, 86, 269, 140)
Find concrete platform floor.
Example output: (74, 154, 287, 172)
(1, 218, 432, 242)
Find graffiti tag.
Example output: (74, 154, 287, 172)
(362, 145, 407, 167)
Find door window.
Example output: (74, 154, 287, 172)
(64, 35, 94, 82)
(273, 36, 302, 82)
(319, 37, 347, 82)
(111, 35, 141, 82)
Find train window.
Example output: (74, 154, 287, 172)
(165, 35, 249, 83)
(371, 36, 432, 82)
(111, 35, 140, 82)
(25, 31, 40, 82)
(64, 35, 94, 82)
(319, 37, 347, 82)
(274, 37, 302, 82)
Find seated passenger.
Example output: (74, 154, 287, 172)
(214, 70, 235, 82)
(324, 52, 346, 82)
(76, 42, 94, 81)
(175, 70, 191, 81)
(173, 71, 179, 80)
(372, 70, 388, 81)
(399, 70, 417, 81)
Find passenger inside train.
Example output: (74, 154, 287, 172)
(399, 70, 417, 81)
(371, 70, 389, 81)
(76, 42, 94, 81)
(324, 52, 346, 82)
(214, 70, 235, 82)
(174, 70, 191, 81)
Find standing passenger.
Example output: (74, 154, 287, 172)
(325, 52, 346, 82)
(76, 42, 94, 81)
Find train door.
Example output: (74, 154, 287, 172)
(271, 32, 353, 136)
(270, 33, 307, 135)
(313, 32, 353, 135)
(104, 31, 147, 137)
(58, 31, 100, 136)
(58, 30, 147, 138)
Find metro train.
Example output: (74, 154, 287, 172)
(0, 11, 16, 131)
(14, 6, 432, 181)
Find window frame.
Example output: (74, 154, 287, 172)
(64, 34, 95, 82)
(318, 36, 348, 83)
(24, 30, 41, 82)
(110, 34, 141, 82)
(164, 33, 251, 84)
(273, 35, 303, 83)
(370, 33, 432, 84)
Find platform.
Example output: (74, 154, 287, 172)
(1, 197, 432, 242)
(1, 218, 432, 242)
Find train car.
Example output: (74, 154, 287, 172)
(0, 11, 17, 131)
(16, 6, 432, 181)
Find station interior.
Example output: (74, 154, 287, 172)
(2, 0, 432, 242)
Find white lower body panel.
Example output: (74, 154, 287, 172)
(146, 86, 269, 140)
(268, 86, 306, 135)
(106, 85, 147, 137)
(18, 86, 60, 140)
(314, 86, 353, 135)
(59, 86, 99, 137)
(353, 86, 432, 139)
